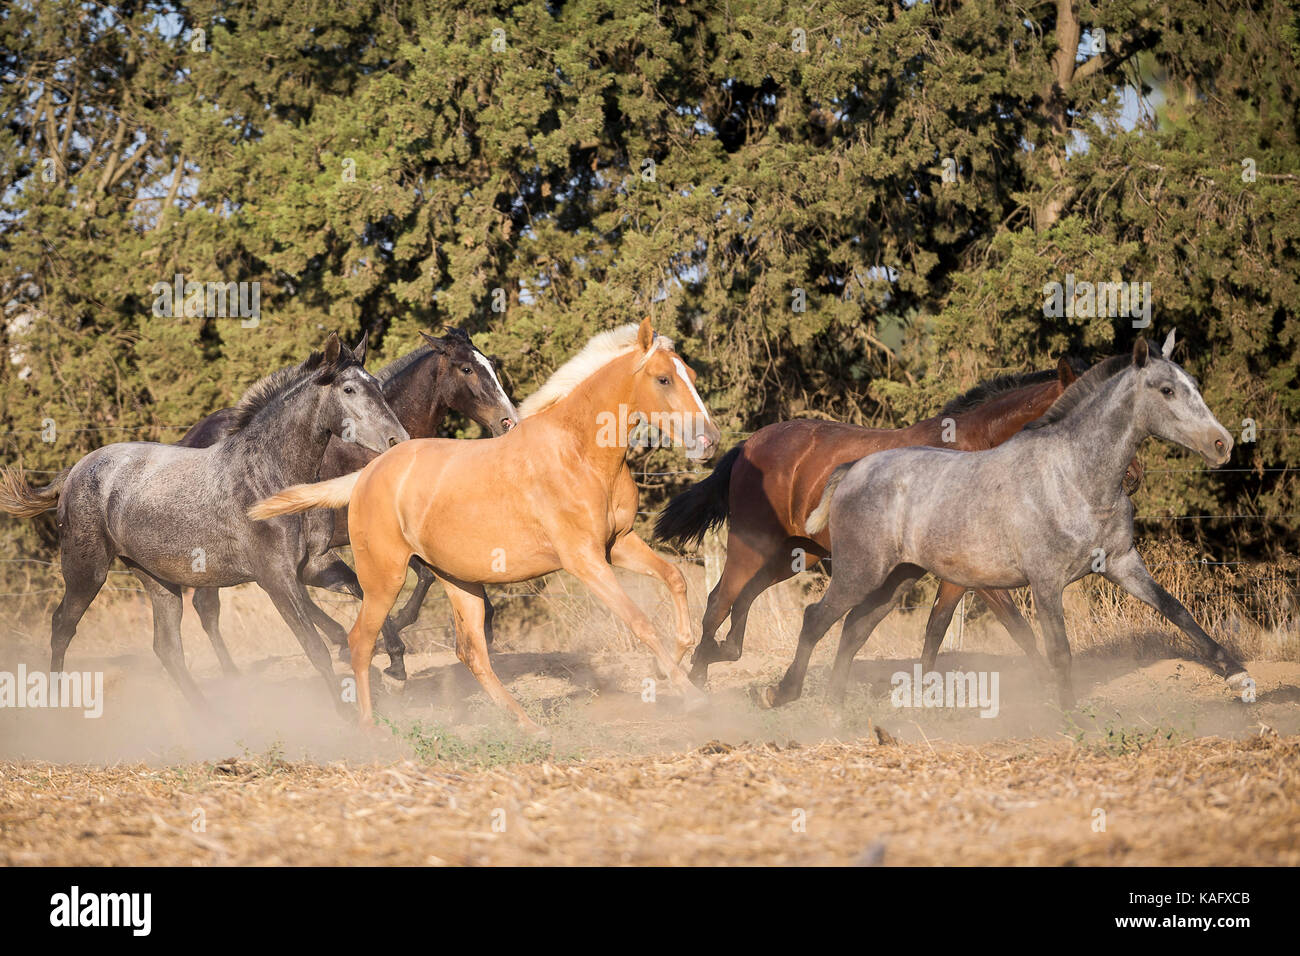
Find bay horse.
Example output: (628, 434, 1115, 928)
(176, 327, 518, 680)
(250, 318, 722, 733)
(655, 357, 1143, 686)
(770, 336, 1249, 709)
(0, 334, 408, 707)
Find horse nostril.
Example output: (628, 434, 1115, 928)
(501, 418, 515, 430)
(388, 436, 400, 447)
(1215, 439, 1225, 451)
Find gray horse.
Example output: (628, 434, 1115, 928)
(0, 333, 408, 707)
(177, 327, 519, 680)
(765, 335, 1250, 710)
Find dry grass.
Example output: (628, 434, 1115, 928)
(2, 733, 1296, 866)
(0, 543, 1296, 866)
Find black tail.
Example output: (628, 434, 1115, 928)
(653, 443, 743, 550)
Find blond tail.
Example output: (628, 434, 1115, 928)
(0, 466, 69, 518)
(805, 462, 854, 536)
(248, 472, 360, 521)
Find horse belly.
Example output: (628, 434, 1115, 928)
(898, 506, 1027, 591)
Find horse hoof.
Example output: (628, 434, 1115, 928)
(752, 684, 778, 710)
(688, 668, 709, 691)
(383, 661, 407, 681)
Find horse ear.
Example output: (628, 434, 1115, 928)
(353, 330, 369, 366)
(1161, 328, 1177, 359)
(1057, 356, 1077, 386)
(419, 330, 446, 354)
(637, 316, 655, 351)
(323, 332, 341, 366)
(1133, 337, 1149, 368)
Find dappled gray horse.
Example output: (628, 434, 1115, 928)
(177, 327, 519, 680)
(0, 334, 408, 707)
(766, 335, 1250, 710)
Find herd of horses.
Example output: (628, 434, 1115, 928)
(1, 318, 1250, 733)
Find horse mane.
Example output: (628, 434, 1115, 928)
(225, 348, 343, 434)
(377, 328, 473, 384)
(938, 358, 1088, 417)
(519, 324, 674, 418)
(377, 345, 433, 384)
(1022, 354, 1130, 430)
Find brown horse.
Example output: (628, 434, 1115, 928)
(655, 358, 1143, 686)
(250, 318, 722, 732)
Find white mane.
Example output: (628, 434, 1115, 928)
(519, 324, 673, 418)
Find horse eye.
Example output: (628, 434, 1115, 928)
(657, 376, 670, 386)
(1160, 386, 1174, 397)
(462, 366, 472, 374)
(343, 386, 355, 394)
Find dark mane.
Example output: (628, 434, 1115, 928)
(938, 358, 1086, 417)
(1022, 354, 1130, 430)
(226, 348, 344, 434)
(377, 328, 473, 384)
(377, 345, 434, 384)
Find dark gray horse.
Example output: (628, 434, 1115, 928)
(177, 327, 519, 680)
(766, 335, 1250, 710)
(0, 334, 408, 707)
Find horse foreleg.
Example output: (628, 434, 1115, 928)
(257, 568, 347, 711)
(567, 552, 708, 710)
(191, 587, 240, 677)
(1028, 584, 1075, 709)
(1101, 548, 1249, 689)
(609, 531, 693, 666)
(389, 558, 435, 634)
(920, 580, 965, 672)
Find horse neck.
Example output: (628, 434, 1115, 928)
(549, 354, 639, 480)
(1050, 371, 1145, 498)
(226, 381, 332, 484)
(973, 382, 1062, 445)
(383, 351, 449, 439)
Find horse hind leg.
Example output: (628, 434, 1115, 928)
(132, 568, 209, 708)
(825, 565, 923, 704)
(50, 542, 111, 673)
(303, 552, 408, 681)
(689, 530, 784, 686)
(920, 580, 966, 673)
(191, 587, 240, 677)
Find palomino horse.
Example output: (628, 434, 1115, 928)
(0, 335, 408, 707)
(177, 327, 518, 680)
(770, 336, 1249, 709)
(250, 318, 722, 732)
(655, 357, 1144, 686)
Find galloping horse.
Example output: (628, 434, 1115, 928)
(250, 318, 722, 732)
(770, 336, 1249, 709)
(0, 334, 408, 706)
(655, 358, 1144, 686)
(177, 327, 518, 680)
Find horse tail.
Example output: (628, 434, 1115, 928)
(653, 443, 743, 549)
(805, 462, 854, 536)
(0, 466, 69, 518)
(248, 472, 359, 521)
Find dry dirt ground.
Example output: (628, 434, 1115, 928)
(1, 565, 1297, 865)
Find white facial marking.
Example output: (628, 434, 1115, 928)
(672, 357, 711, 422)
(473, 349, 513, 410)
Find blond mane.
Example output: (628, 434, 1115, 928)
(519, 324, 674, 418)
